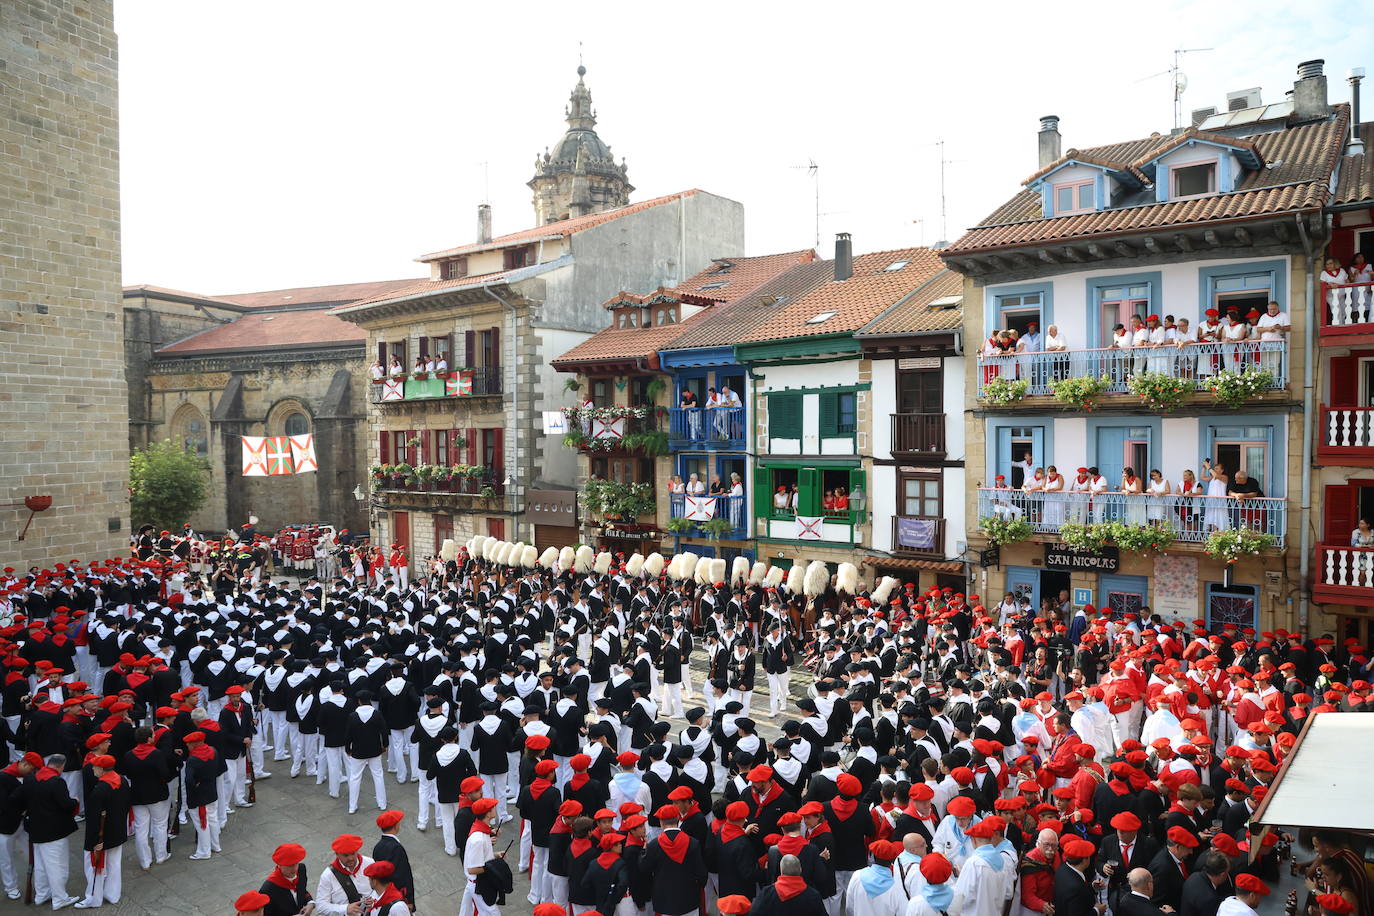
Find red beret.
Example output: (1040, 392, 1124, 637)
(534, 906, 569, 916)
(748, 765, 774, 782)
(921, 852, 953, 884)
(331, 834, 363, 855)
(90, 754, 116, 769)
(948, 796, 977, 817)
(363, 860, 395, 879)
(798, 801, 825, 816)
(599, 832, 625, 850)
(1110, 811, 1142, 831)
(616, 751, 640, 766)
(525, 734, 551, 750)
(535, 760, 558, 777)
(667, 786, 694, 801)
(461, 776, 486, 794)
(1167, 826, 1199, 848)
(1317, 894, 1355, 915)
(869, 840, 903, 860)
(471, 798, 497, 817)
(1235, 874, 1270, 896)
(718, 895, 752, 915)
(236, 891, 272, 912)
(911, 783, 936, 801)
(559, 801, 584, 818)
(777, 811, 802, 827)
(569, 753, 591, 771)
(655, 804, 681, 821)
(1212, 834, 1241, 856)
(964, 819, 996, 838)
(376, 810, 404, 830)
(725, 801, 750, 820)
(85, 733, 111, 749)
(1062, 838, 1096, 859)
(836, 773, 862, 796)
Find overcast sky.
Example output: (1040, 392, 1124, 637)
(115, 0, 1372, 295)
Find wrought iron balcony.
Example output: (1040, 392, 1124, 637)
(668, 492, 748, 540)
(890, 413, 946, 457)
(667, 406, 746, 450)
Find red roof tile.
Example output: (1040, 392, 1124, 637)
(856, 269, 964, 336)
(417, 190, 705, 262)
(331, 269, 521, 313)
(1334, 121, 1374, 205)
(212, 278, 424, 309)
(660, 260, 838, 351)
(666, 249, 818, 304)
(736, 247, 946, 343)
(550, 306, 720, 368)
(949, 107, 1350, 256)
(157, 308, 363, 356)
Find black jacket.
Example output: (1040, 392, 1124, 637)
(715, 831, 761, 899)
(260, 863, 313, 916)
(1178, 872, 1228, 916)
(582, 855, 630, 916)
(83, 774, 132, 850)
(1053, 862, 1098, 916)
(344, 707, 388, 759)
(121, 743, 173, 806)
(1148, 848, 1189, 911)
(1119, 891, 1170, 916)
(184, 748, 220, 808)
(750, 883, 827, 916)
(21, 768, 78, 843)
(469, 716, 513, 774)
(372, 834, 415, 907)
(640, 828, 708, 916)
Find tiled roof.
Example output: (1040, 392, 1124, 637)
(122, 285, 243, 307)
(156, 308, 363, 356)
(330, 269, 520, 312)
(666, 249, 818, 304)
(948, 106, 1350, 255)
(661, 260, 837, 351)
(1334, 122, 1374, 205)
(737, 247, 946, 343)
(212, 278, 424, 309)
(550, 307, 718, 368)
(417, 190, 704, 262)
(855, 269, 964, 336)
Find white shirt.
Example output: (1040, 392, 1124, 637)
(1217, 897, 1259, 916)
(315, 857, 374, 916)
(950, 848, 1012, 916)
(1256, 311, 1288, 341)
(464, 830, 494, 880)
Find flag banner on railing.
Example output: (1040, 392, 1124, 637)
(446, 370, 473, 397)
(289, 434, 317, 473)
(795, 516, 824, 540)
(592, 417, 626, 440)
(381, 379, 404, 401)
(241, 436, 269, 477)
(897, 517, 937, 549)
(685, 495, 716, 521)
(265, 436, 294, 475)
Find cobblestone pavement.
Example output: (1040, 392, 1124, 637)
(34, 656, 1298, 915)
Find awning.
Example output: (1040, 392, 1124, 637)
(865, 556, 963, 573)
(1251, 712, 1374, 834)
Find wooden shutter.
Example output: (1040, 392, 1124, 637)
(491, 427, 505, 477)
(464, 330, 475, 369)
(1324, 484, 1357, 545)
(798, 467, 821, 516)
(378, 341, 387, 364)
(418, 337, 429, 360)
(379, 431, 392, 464)
(420, 430, 432, 464)
(818, 393, 838, 436)
(488, 327, 501, 368)
(466, 427, 478, 466)
(753, 466, 772, 518)
(1329, 355, 1359, 407)
(445, 333, 455, 368)
(770, 393, 802, 439)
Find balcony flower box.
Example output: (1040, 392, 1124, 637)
(980, 376, 1028, 405)
(1127, 372, 1190, 412)
(1049, 374, 1112, 412)
(1205, 368, 1276, 409)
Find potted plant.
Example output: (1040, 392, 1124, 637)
(1059, 522, 1111, 551)
(665, 516, 694, 535)
(702, 516, 735, 541)
(1205, 368, 1276, 409)
(980, 376, 1030, 405)
(415, 464, 437, 490)
(1111, 522, 1175, 554)
(1204, 527, 1277, 562)
(1049, 374, 1113, 411)
(369, 464, 384, 480)
(1127, 372, 1190, 412)
(563, 378, 582, 393)
(980, 515, 1032, 546)
(392, 462, 414, 487)
(479, 485, 497, 499)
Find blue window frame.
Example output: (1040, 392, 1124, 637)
(1005, 566, 1040, 611)
(1099, 573, 1149, 616)
(1086, 271, 1161, 348)
(1200, 414, 1285, 495)
(1087, 418, 1161, 484)
(1197, 260, 1287, 320)
(986, 419, 1053, 488)
(986, 282, 1054, 340)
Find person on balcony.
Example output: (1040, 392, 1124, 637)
(709, 475, 726, 497)
(1018, 322, 1042, 388)
(1322, 257, 1351, 324)
(668, 475, 685, 495)
(991, 476, 1022, 521)
(1121, 467, 1146, 525)
(388, 356, 405, 378)
(1202, 459, 1230, 532)
(1256, 301, 1289, 376)
(1222, 313, 1250, 372)
(1352, 519, 1374, 548)
(1227, 469, 1264, 532)
(1107, 323, 1130, 384)
(413, 356, 427, 377)
(1146, 315, 1170, 374)
(1089, 467, 1109, 524)
(729, 473, 745, 528)
(1172, 318, 1195, 379)
(434, 353, 448, 376)
(680, 388, 701, 440)
(1044, 324, 1068, 381)
(822, 490, 836, 513)
(685, 474, 705, 497)
(1146, 469, 1172, 527)
(370, 359, 386, 381)
(1042, 466, 1066, 527)
(1022, 467, 1045, 525)
(1350, 254, 1373, 321)
(1068, 467, 1091, 523)
(715, 383, 742, 440)
(1176, 469, 1202, 535)
(832, 487, 849, 513)
(1197, 309, 1223, 377)
(1129, 315, 1150, 375)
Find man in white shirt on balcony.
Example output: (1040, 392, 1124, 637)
(686, 473, 706, 496)
(714, 383, 741, 439)
(1256, 300, 1289, 375)
(434, 354, 448, 375)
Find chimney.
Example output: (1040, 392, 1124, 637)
(477, 203, 492, 244)
(1293, 59, 1329, 120)
(834, 232, 852, 282)
(1351, 67, 1366, 156)
(1038, 115, 1062, 168)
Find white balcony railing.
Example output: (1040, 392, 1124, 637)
(977, 488, 1286, 546)
(976, 341, 1287, 398)
(1319, 545, 1374, 590)
(1322, 281, 1374, 330)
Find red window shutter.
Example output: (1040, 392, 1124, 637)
(378, 341, 387, 364)
(446, 334, 455, 367)
(379, 431, 392, 464)
(466, 427, 478, 466)
(1324, 484, 1357, 545)
(421, 430, 432, 464)
(491, 427, 504, 476)
(1329, 356, 1359, 407)
(489, 327, 500, 367)
(464, 331, 475, 369)
(418, 337, 429, 360)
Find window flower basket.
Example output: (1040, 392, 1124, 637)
(562, 430, 589, 450)
(702, 517, 735, 541)
(369, 464, 385, 479)
(412, 371, 429, 380)
(1109, 521, 1175, 554)
(1204, 527, 1277, 562)
(1128, 371, 1189, 412)
(1049, 374, 1113, 411)
(981, 377, 1029, 405)
(980, 515, 1032, 546)
(582, 479, 656, 521)
(1059, 522, 1111, 551)
(665, 517, 694, 534)
(1205, 368, 1275, 409)
(479, 485, 497, 498)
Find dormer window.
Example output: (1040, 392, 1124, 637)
(1171, 161, 1217, 198)
(654, 306, 678, 326)
(442, 257, 468, 280)
(1054, 179, 1096, 215)
(614, 308, 640, 329)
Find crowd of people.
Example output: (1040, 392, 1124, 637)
(0, 532, 1371, 916)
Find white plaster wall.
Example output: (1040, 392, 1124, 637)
(943, 466, 966, 557)
(758, 361, 861, 392)
(872, 360, 896, 457)
(1161, 419, 1202, 482)
(872, 464, 896, 552)
(944, 358, 966, 459)
(1054, 418, 1088, 472)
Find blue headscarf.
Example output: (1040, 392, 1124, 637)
(923, 878, 954, 911)
(859, 864, 895, 897)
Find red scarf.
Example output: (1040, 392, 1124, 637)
(904, 803, 936, 822)
(265, 867, 298, 890)
(190, 745, 215, 761)
(371, 884, 404, 912)
(530, 776, 553, 800)
(36, 766, 60, 781)
(98, 772, 121, 791)
(657, 830, 690, 864)
(751, 781, 783, 811)
(570, 771, 590, 791)
(471, 819, 493, 836)
(678, 801, 702, 820)
(571, 837, 593, 859)
(331, 856, 361, 877)
(720, 822, 747, 844)
(131, 742, 158, 760)
(550, 817, 572, 836)
(777, 834, 808, 856)
(830, 796, 858, 820)
(597, 850, 621, 869)
(808, 819, 832, 837)
(776, 875, 808, 901)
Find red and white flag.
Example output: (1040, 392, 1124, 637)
(795, 516, 824, 540)
(265, 436, 294, 475)
(289, 434, 317, 473)
(446, 370, 473, 397)
(241, 437, 269, 477)
(685, 495, 717, 521)
(592, 417, 626, 440)
(381, 379, 404, 401)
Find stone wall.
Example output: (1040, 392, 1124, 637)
(0, 0, 130, 565)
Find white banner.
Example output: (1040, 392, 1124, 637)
(289, 434, 317, 473)
(795, 515, 824, 540)
(591, 416, 626, 440)
(241, 436, 269, 477)
(685, 495, 717, 521)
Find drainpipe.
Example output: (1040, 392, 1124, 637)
(1295, 211, 1327, 631)
(486, 286, 520, 539)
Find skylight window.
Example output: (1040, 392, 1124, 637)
(806, 310, 839, 325)
(884, 260, 909, 272)
(699, 281, 728, 290)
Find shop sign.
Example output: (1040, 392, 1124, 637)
(1044, 544, 1120, 572)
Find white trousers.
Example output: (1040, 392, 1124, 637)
(480, 772, 509, 820)
(768, 673, 788, 715)
(528, 845, 549, 904)
(418, 776, 439, 830)
(227, 755, 248, 805)
(131, 799, 171, 868)
(294, 730, 319, 776)
(387, 731, 411, 782)
(661, 683, 684, 718)
(33, 837, 75, 908)
(519, 819, 532, 872)
(347, 755, 386, 812)
(546, 874, 568, 909)
(321, 746, 345, 796)
(438, 801, 458, 855)
(264, 709, 289, 758)
(0, 829, 24, 896)
(192, 803, 219, 856)
(728, 688, 753, 715)
(80, 843, 123, 905)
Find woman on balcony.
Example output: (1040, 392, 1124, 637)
(1173, 318, 1196, 380)
(1121, 467, 1145, 525)
(1145, 315, 1170, 374)
(1352, 518, 1374, 548)
(1042, 465, 1066, 527)
(388, 356, 405, 378)
(729, 473, 745, 529)
(1222, 312, 1250, 372)
(1022, 466, 1045, 525)
(1146, 469, 1172, 526)
(1176, 468, 1202, 535)
(370, 358, 385, 381)
(1108, 323, 1130, 385)
(1196, 309, 1223, 378)
(1203, 459, 1230, 532)
(1351, 254, 1373, 323)
(1067, 466, 1091, 523)
(1321, 256, 1352, 325)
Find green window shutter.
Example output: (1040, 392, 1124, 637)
(818, 392, 838, 437)
(770, 393, 802, 438)
(849, 467, 867, 522)
(799, 467, 821, 516)
(753, 466, 772, 518)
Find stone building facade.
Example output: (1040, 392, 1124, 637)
(0, 0, 130, 565)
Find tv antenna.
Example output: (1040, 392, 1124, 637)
(1138, 47, 1213, 130)
(789, 159, 820, 248)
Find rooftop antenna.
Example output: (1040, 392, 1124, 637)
(936, 140, 950, 246)
(789, 159, 820, 248)
(1138, 47, 1212, 130)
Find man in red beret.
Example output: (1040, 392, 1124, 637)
(78, 753, 131, 907)
(518, 758, 561, 905)
(363, 860, 409, 915)
(747, 764, 795, 839)
(717, 799, 760, 901)
(640, 803, 706, 916)
(1100, 810, 1159, 909)
(933, 795, 979, 868)
(827, 771, 876, 900)
(464, 798, 504, 916)
(182, 730, 220, 861)
(372, 810, 413, 912)
(751, 852, 826, 916)
(843, 840, 907, 916)
(0, 752, 39, 900)
(234, 889, 272, 915)
(951, 819, 1012, 916)
(259, 843, 312, 916)
(317, 833, 372, 915)
(1053, 837, 1099, 916)
(1148, 826, 1200, 912)
(1220, 874, 1269, 916)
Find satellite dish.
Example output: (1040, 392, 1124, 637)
(1175, 72, 1188, 92)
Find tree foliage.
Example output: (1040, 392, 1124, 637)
(130, 439, 210, 531)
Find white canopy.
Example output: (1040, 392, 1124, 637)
(1253, 712, 1374, 833)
